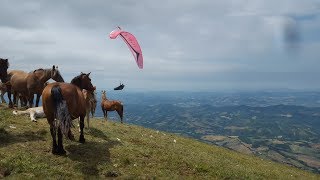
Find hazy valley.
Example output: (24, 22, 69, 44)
(93, 91, 320, 173)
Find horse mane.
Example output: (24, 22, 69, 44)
(0, 58, 9, 70)
(70, 74, 83, 88)
(33, 68, 44, 73)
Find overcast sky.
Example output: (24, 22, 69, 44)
(0, 0, 319, 91)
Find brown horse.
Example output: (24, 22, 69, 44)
(101, 90, 124, 123)
(42, 72, 96, 155)
(9, 65, 64, 107)
(0, 81, 49, 106)
(0, 58, 13, 107)
(0, 82, 25, 105)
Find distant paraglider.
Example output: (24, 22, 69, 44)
(109, 26, 143, 69)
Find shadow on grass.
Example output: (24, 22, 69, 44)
(88, 127, 109, 141)
(65, 127, 121, 177)
(0, 127, 47, 148)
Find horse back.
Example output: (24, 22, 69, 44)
(9, 70, 29, 91)
(42, 82, 86, 119)
(101, 99, 122, 110)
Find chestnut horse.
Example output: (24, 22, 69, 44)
(9, 65, 64, 107)
(42, 72, 96, 155)
(101, 90, 124, 123)
(0, 58, 13, 107)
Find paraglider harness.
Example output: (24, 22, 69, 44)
(114, 83, 125, 90)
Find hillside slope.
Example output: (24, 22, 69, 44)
(0, 105, 318, 179)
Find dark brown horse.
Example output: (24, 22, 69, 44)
(9, 65, 64, 107)
(42, 72, 96, 155)
(101, 90, 124, 123)
(0, 58, 13, 107)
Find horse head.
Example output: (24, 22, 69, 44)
(0, 58, 9, 82)
(51, 65, 64, 82)
(71, 72, 96, 91)
(101, 90, 107, 100)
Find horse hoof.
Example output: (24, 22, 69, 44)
(56, 149, 66, 155)
(52, 148, 59, 155)
(8, 103, 13, 108)
(59, 149, 66, 155)
(79, 138, 86, 143)
(52, 148, 66, 155)
(69, 135, 75, 141)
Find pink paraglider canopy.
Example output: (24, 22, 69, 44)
(109, 27, 143, 69)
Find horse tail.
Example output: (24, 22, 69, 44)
(51, 86, 73, 139)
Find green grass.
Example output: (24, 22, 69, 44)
(0, 104, 319, 179)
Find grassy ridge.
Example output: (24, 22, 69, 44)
(0, 105, 319, 179)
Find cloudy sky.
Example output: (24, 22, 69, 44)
(0, 0, 319, 91)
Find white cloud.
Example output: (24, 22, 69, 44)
(0, 0, 319, 91)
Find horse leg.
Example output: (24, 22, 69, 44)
(13, 93, 18, 106)
(91, 106, 95, 118)
(16, 93, 23, 107)
(105, 111, 108, 121)
(35, 93, 41, 107)
(79, 115, 85, 143)
(116, 109, 123, 123)
(86, 109, 90, 128)
(102, 107, 106, 120)
(50, 126, 58, 154)
(7, 85, 13, 108)
(0, 90, 6, 104)
(28, 93, 34, 108)
(57, 127, 66, 155)
(47, 114, 60, 154)
(13, 92, 19, 107)
(23, 95, 28, 107)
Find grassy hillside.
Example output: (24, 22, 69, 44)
(0, 105, 319, 179)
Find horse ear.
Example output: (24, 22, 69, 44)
(87, 72, 91, 77)
(52, 65, 55, 70)
(4, 59, 8, 62)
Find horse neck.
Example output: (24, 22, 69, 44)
(0, 71, 8, 83)
(71, 81, 82, 89)
(102, 95, 108, 101)
(0, 77, 6, 83)
(35, 69, 52, 83)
